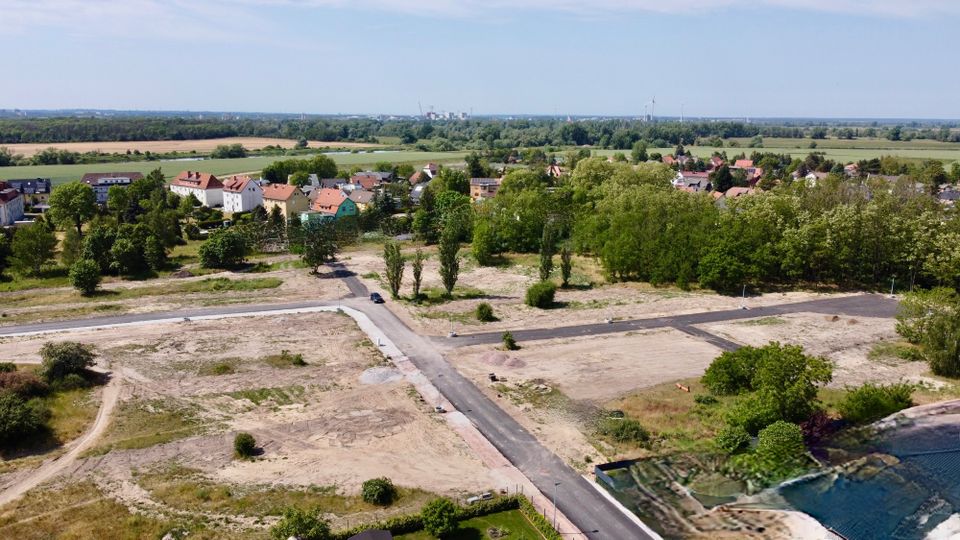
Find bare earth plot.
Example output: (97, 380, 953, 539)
(0, 312, 500, 536)
(1, 137, 382, 158)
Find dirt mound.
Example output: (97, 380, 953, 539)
(359, 367, 404, 385)
(479, 351, 525, 369)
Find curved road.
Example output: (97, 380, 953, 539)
(0, 282, 898, 539)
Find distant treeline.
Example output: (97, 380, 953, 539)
(2, 117, 958, 148)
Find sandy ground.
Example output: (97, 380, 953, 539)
(343, 249, 845, 337)
(699, 312, 935, 388)
(0, 312, 500, 529)
(2, 137, 381, 158)
(0, 266, 350, 326)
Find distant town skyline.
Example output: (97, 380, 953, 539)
(2, 0, 959, 119)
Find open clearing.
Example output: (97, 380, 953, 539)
(0, 312, 502, 535)
(0, 137, 383, 158)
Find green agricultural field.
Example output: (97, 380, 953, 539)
(594, 142, 960, 165)
(0, 151, 469, 185)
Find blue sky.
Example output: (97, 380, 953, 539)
(2, 0, 958, 118)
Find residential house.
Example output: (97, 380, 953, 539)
(662, 155, 678, 166)
(298, 174, 343, 197)
(349, 172, 389, 192)
(81, 172, 144, 205)
(708, 156, 725, 171)
(4, 178, 52, 205)
(348, 189, 376, 211)
(423, 163, 439, 179)
(546, 164, 565, 177)
(470, 178, 501, 201)
(409, 171, 428, 185)
(844, 163, 860, 177)
(725, 187, 756, 199)
(0, 182, 25, 226)
(672, 171, 712, 192)
(307, 188, 358, 220)
(732, 159, 754, 169)
(221, 176, 263, 214)
(410, 183, 429, 205)
(170, 171, 223, 207)
(939, 189, 960, 207)
(262, 183, 309, 220)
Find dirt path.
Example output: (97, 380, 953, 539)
(0, 371, 121, 506)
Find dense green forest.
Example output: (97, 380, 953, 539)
(1, 116, 958, 147)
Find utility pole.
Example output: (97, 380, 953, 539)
(553, 482, 561, 530)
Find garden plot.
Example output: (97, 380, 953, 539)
(0, 312, 501, 533)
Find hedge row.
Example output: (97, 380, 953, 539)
(330, 495, 522, 540)
(518, 496, 564, 540)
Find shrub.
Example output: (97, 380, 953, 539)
(271, 507, 331, 540)
(0, 363, 15, 373)
(0, 392, 49, 446)
(517, 496, 562, 540)
(524, 281, 556, 309)
(69, 259, 101, 296)
(702, 347, 761, 395)
(502, 332, 519, 351)
(39, 341, 96, 382)
(838, 383, 914, 424)
(0, 371, 49, 398)
(756, 421, 805, 465)
(694, 394, 719, 406)
(234, 432, 257, 458)
(199, 229, 248, 268)
(596, 418, 649, 445)
(421, 498, 458, 538)
(715, 424, 751, 454)
(361, 477, 397, 506)
(51, 373, 88, 392)
(725, 393, 780, 435)
(475, 302, 496, 322)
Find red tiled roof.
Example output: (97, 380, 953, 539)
(222, 175, 254, 193)
(350, 175, 379, 190)
(725, 187, 755, 198)
(0, 183, 20, 204)
(733, 159, 754, 168)
(311, 188, 348, 213)
(662, 155, 677, 165)
(172, 171, 222, 190)
(409, 171, 426, 185)
(262, 183, 301, 201)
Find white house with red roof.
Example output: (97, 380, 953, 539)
(170, 171, 224, 207)
(221, 175, 263, 214)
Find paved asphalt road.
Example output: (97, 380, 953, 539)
(447, 293, 899, 348)
(0, 283, 898, 540)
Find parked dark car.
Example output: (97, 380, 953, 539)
(370, 292, 385, 304)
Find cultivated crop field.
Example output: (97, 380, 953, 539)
(0, 137, 383, 158)
(0, 150, 469, 185)
(595, 142, 960, 165)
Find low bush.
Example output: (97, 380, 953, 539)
(694, 394, 719, 406)
(0, 392, 49, 446)
(39, 341, 96, 383)
(715, 424, 750, 454)
(51, 373, 89, 392)
(525, 281, 556, 309)
(234, 432, 257, 458)
(596, 417, 649, 445)
(502, 332, 519, 351)
(271, 507, 330, 540)
(838, 383, 914, 424)
(475, 302, 496, 322)
(0, 363, 15, 373)
(69, 259, 101, 296)
(0, 371, 49, 398)
(422, 498, 458, 538)
(361, 477, 397, 506)
(518, 496, 562, 540)
(455, 496, 520, 520)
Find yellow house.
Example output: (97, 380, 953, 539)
(262, 183, 309, 220)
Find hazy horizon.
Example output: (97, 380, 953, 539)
(3, 1, 959, 119)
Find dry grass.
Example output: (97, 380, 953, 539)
(3, 137, 383, 158)
(85, 399, 204, 456)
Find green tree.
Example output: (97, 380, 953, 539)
(755, 421, 806, 468)
(383, 242, 405, 299)
(895, 288, 957, 344)
(559, 245, 573, 288)
(80, 226, 116, 274)
(9, 223, 56, 276)
(144, 235, 167, 272)
(631, 141, 648, 163)
(432, 168, 470, 195)
(539, 221, 556, 282)
(106, 185, 129, 221)
(199, 229, 248, 268)
(471, 212, 498, 266)
(234, 432, 257, 458)
(411, 248, 425, 299)
(0, 232, 9, 274)
(48, 181, 97, 237)
(476, 303, 496, 322)
(465, 152, 490, 178)
(70, 259, 101, 296)
(921, 308, 960, 377)
(710, 165, 734, 193)
(0, 392, 48, 447)
(421, 498, 458, 538)
(270, 508, 331, 540)
(289, 171, 311, 187)
(39, 341, 95, 382)
(437, 228, 460, 296)
(60, 227, 83, 267)
(301, 220, 339, 271)
(715, 424, 750, 454)
(361, 477, 397, 506)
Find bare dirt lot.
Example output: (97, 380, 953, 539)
(0, 312, 499, 534)
(2, 137, 382, 157)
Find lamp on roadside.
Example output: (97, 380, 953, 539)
(552, 481, 561, 530)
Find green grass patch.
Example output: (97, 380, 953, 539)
(0, 268, 71, 293)
(868, 340, 925, 363)
(418, 286, 487, 306)
(261, 350, 308, 369)
(0, 481, 215, 540)
(138, 466, 433, 520)
(737, 316, 788, 326)
(86, 399, 203, 456)
(199, 360, 238, 376)
(395, 509, 543, 540)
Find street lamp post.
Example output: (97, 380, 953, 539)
(552, 482, 561, 530)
